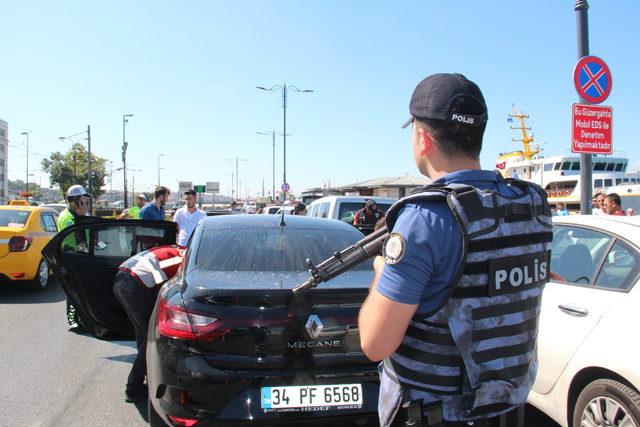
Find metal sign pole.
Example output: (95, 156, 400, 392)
(576, 0, 592, 215)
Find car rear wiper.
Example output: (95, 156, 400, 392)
(293, 226, 388, 293)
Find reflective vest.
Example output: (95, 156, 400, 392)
(383, 179, 552, 419)
(57, 208, 78, 250)
(129, 205, 141, 219)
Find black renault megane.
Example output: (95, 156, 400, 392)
(43, 214, 379, 426)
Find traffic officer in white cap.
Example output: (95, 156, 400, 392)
(57, 184, 91, 330)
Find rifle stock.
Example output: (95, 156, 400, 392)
(292, 226, 388, 293)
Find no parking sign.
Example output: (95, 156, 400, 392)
(573, 56, 612, 104)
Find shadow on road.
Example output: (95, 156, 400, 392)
(525, 404, 560, 427)
(0, 277, 66, 304)
(132, 399, 149, 423)
(104, 353, 136, 364)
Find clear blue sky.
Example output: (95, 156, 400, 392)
(2, 1, 639, 198)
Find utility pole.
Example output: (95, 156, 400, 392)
(157, 153, 164, 187)
(226, 157, 249, 202)
(576, 0, 592, 215)
(109, 161, 113, 204)
(87, 125, 92, 211)
(21, 132, 29, 194)
(122, 114, 133, 208)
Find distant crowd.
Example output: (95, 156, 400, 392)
(554, 192, 636, 216)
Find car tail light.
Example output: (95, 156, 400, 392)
(8, 236, 32, 252)
(168, 415, 199, 426)
(157, 296, 229, 341)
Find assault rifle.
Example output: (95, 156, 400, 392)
(292, 226, 389, 294)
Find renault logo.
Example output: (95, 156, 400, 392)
(305, 315, 323, 339)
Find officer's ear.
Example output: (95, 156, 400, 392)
(416, 126, 435, 157)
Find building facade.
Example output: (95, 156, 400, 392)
(0, 119, 8, 204)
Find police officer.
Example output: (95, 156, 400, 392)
(118, 194, 146, 219)
(353, 200, 384, 226)
(57, 185, 91, 330)
(357, 74, 552, 426)
(113, 244, 185, 402)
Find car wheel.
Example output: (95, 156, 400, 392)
(573, 379, 640, 427)
(148, 396, 166, 427)
(30, 259, 50, 291)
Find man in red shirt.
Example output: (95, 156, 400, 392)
(113, 245, 185, 402)
(604, 193, 626, 216)
(353, 199, 385, 227)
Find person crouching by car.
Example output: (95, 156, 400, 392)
(113, 244, 185, 402)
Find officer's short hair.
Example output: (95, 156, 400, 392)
(184, 189, 196, 197)
(155, 186, 170, 199)
(607, 193, 621, 207)
(415, 116, 486, 160)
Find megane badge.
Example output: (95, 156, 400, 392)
(305, 315, 323, 339)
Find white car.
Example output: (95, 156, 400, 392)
(528, 215, 640, 427)
(307, 196, 396, 223)
(261, 205, 281, 215)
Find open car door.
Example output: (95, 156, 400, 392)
(42, 217, 177, 339)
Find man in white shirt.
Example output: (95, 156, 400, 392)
(172, 189, 207, 246)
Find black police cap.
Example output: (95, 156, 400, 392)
(402, 73, 488, 129)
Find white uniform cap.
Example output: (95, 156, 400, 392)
(66, 185, 91, 198)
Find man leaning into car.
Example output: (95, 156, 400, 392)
(357, 73, 552, 426)
(113, 244, 185, 402)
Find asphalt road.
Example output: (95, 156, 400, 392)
(0, 279, 148, 427)
(0, 279, 561, 427)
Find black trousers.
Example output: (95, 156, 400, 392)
(112, 271, 158, 392)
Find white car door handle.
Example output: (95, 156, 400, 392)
(558, 304, 589, 317)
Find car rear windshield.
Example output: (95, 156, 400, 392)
(0, 210, 31, 228)
(337, 202, 393, 223)
(196, 227, 372, 272)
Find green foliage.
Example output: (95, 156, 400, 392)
(41, 143, 108, 199)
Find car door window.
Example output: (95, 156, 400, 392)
(594, 240, 640, 291)
(93, 225, 171, 257)
(551, 226, 613, 286)
(41, 214, 58, 232)
(318, 203, 330, 219)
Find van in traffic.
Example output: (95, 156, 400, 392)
(307, 195, 396, 225)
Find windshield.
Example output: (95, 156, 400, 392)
(196, 227, 372, 272)
(0, 210, 31, 228)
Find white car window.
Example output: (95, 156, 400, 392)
(318, 203, 330, 219)
(594, 240, 640, 291)
(551, 226, 613, 286)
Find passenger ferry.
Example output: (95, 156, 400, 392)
(495, 107, 640, 209)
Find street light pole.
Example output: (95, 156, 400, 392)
(256, 83, 313, 198)
(257, 130, 277, 201)
(122, 114, 133, 208)
(157, 153, 164, 187)
(21, 132, 29, 194)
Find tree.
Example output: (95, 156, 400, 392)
(41, 143, 108, 199)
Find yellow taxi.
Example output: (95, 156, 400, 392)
(0, 205, 59, 290)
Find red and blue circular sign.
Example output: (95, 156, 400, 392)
(281, 182, 290, 193)
(573, 56, 612, 104)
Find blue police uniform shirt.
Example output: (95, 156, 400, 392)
(376, 169, 521, 422)
(139, 203, 165, 221)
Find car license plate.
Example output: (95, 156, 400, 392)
(261, 383, 363, 410)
